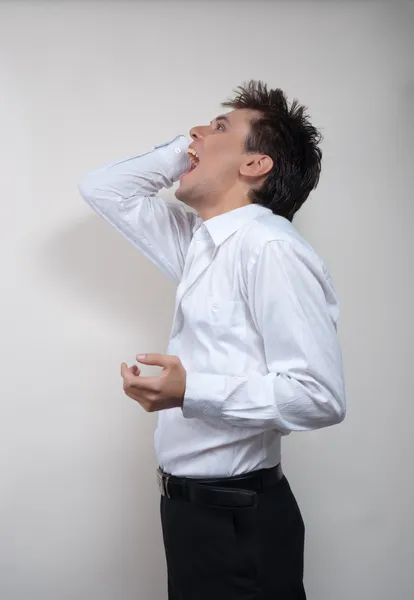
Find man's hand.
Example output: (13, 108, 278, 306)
(120, 354, 186, 412)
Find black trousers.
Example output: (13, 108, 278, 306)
(160, 474, 306, 600)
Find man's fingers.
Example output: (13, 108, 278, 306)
(136, 353, 178, 368)
(128, 376, 161, 391)
(120, 362, 141, 377)
(125, 391, 156, 412)
(121, 357, 171, 411)
(121, 368, 161, 392)
(121, 362, 129, 377)
(123, 387, 158, 412)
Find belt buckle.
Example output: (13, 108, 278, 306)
(157, 468, 171, 498)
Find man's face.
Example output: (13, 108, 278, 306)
(176, 108, 261, 208)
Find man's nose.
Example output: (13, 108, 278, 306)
(190, 125, 211, 140)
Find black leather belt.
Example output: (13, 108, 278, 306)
(157, 464, 283, 508)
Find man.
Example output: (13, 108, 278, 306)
(78, 80, 346, 600)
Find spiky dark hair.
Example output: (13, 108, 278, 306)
(222, 80, 323, 220)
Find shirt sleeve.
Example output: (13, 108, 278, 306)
(77, 135, 198, 282)
(183, 240, 346, 433)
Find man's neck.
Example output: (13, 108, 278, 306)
(197, 193, 252, 222)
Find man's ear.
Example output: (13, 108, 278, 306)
(240, 154, 273, 180)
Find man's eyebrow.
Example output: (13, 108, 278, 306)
(211, 114, 230, 125)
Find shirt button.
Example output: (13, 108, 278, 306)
(175, 148, 182, 154)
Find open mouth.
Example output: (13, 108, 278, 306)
(186, 148, 200, 173)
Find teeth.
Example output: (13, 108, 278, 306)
(187, 148, 200, 165)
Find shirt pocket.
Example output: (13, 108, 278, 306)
(208, 298, 247, 332)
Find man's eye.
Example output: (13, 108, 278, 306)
(216, 123, 225, 131)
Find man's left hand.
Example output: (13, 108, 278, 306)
(120, 354, 186, 412)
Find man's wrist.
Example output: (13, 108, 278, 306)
(161, 135, 191, 183)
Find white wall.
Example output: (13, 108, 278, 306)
(1, 1, 413, 599)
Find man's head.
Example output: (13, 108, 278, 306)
(176, 80, 322, 221)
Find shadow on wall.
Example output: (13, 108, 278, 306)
(7, 215, 172, 600)
(38, 213, 176, 337)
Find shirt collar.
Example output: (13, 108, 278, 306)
(193, 204, 271, 247)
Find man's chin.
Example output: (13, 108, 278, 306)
(176, 173, 205, 209)
(175, 182, 192, 206)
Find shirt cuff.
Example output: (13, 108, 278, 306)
(157, 135, 191, 183)
(183, 372, 228, 419)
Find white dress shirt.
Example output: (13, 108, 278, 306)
(78, 136, 346, 477)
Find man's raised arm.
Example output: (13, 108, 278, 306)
(77, 136, 197, 282)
